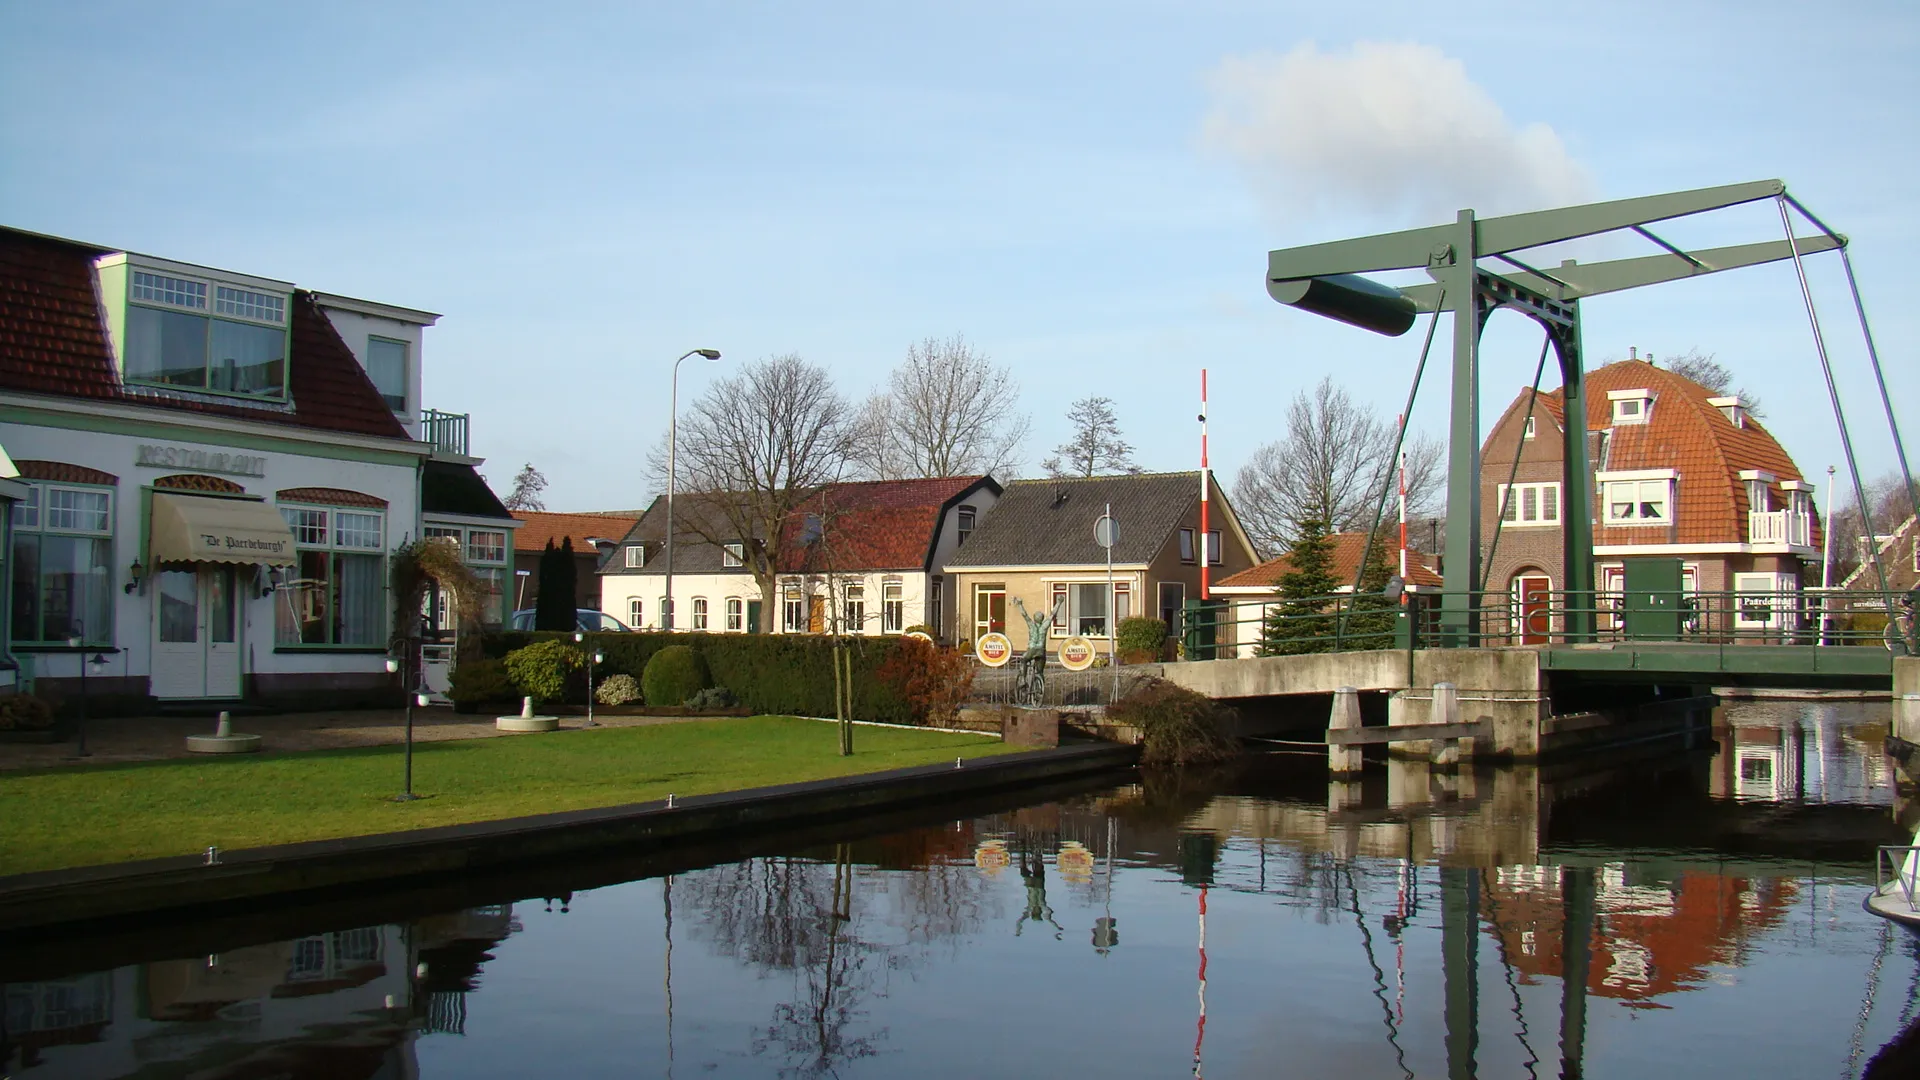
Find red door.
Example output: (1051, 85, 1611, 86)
(1518, 576, 1552, 645)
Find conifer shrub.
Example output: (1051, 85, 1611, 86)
(684, 686, 737, 710)
(643, 645, 711, 709)
(1108, 678, 1239, 767)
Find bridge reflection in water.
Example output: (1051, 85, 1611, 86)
(4, 700, 1916, 1079)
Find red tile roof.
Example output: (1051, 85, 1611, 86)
(781, 476, 990, 572)
(1215, 532, 1442, 590)
(0, 227, 410, 441)
(278, 487, 389, 509)
(1582, 360, 1812, 547)
(15, 460, 118, 486)
(513, 510, 641, 554)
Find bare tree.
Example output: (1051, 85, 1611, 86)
(1232, 378, 1442, 557)
(502, 463, 548, 512)
(1042, 396, 1138, 478)
(851, 335, 1030, 480)
(1827, 468, 1917, 582)
(1660, 348, 1764, 418)
(662, 354, 854, 631)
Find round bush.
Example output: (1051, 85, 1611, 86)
(684, 686, 737, 711)
(449, 658, 517, 714)
(0, 694, 56, 730)
(643, 645, 710, 710)
(595, 673, 642, 706)
(1107, 678, 1238, 767)
(1116, 616, 1168, 656)
(504, 640, 584, 703)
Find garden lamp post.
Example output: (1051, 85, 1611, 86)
(664, 348, 723, 631)
(575, 632, 605, 727)
(66, 631, 103, 758)
(385, 647, 422, 802)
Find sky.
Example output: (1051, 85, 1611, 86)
(2, 1, 1916, 514)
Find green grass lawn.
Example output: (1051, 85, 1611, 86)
(0, 717, 1019, 876)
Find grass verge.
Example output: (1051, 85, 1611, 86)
(0, 717, 1019, 876)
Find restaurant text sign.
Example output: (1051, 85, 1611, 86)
(135, 444, 269, 478)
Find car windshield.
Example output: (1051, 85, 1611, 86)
(581, 611, 630, 631)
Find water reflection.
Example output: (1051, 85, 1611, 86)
(6, 698, 1917, 1078)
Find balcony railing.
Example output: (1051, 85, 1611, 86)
(1749, 509, 1812, 548)
(422, 409, 470, 456)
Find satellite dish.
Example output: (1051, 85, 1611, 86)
(1094, 515, 1119, 549)
(1382, 575, 1404, 603)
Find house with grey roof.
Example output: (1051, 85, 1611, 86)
(941, 471, 1257, 657)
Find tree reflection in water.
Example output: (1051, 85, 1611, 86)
(672, 830, 993, 1077)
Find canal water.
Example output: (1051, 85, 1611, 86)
(5, 699, 1917, 1079)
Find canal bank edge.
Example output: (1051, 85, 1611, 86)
(0, 742, 1139, 933)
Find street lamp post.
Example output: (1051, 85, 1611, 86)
(575, 631, 605, 727)
(664, 348, 722, 631)
(66, 630, 103, 758)
(385, 637, 422, 802)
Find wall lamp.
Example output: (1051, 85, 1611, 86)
(124, 558, 146, 595)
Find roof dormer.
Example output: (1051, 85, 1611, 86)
(1707, 395, 1746, 428)
(1607, 388, 1654, 426)
(95, 253, 295, 404)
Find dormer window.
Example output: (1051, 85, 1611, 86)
(1739, 470, 1777, 514)
(1708, 396, 1746, 428)
(722, 542, 745, 568)
(100, 256, 292, 402)
(625, 544, 646, 569)
(1608, 389, 1653, 426)
(957, 505, 976, 547)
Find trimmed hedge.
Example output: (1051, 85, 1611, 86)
(480, 630, 925, 723)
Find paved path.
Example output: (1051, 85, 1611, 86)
(0, 708, 715, 771)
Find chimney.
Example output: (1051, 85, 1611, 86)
(1629, 346, 1638, 360)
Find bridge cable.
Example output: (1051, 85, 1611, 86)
(1839, 245, 1918, 561)
(1785, 193, 1919, 542)
(1341, 292, 1445, 652)
(1482, 334, 1557, 608)
(1776, 195, 1891, 597)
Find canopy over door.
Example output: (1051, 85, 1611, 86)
(150, 492, 298, 566)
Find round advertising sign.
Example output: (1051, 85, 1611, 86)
(1057, 635, 1098, 671)
(975, 632, 1013, 667)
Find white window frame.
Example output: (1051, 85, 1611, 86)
(783, 587, 806, 633)
(842, 582, 866, 634)
(725, 597, 744, 631)
(691, 596, 709, 631)
(881, 581, 904, 633)
(11, 482, 116, 646)
(722, 542, 745, 568)
(1734, 572, 1797, 630)
(625, 545, 646, 569)
(629, 598, 644, 629)
(1048, 579, 1124, 638)
(1608, 390, 1653, 426)
(1497, 482, 1562, 527)
(1523, 416, 1537, 440)
(122, 266, 292, 402)
(1600, 472, 1675, 526)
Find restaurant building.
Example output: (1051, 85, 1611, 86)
(0, 226, 515, 707)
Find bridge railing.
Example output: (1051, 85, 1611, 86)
(1181, 588, 1916, 657)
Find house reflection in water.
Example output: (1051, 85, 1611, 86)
(1, 905, 518, 1079)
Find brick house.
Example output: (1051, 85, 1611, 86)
(942, 471, 1258, 658)
(1480, 357, 1821, 641)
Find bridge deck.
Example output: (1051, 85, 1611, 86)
(1540, 642, 1892, 688)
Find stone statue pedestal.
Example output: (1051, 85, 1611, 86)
(497, 696, 560, 732)
(186, 711, 262, 754)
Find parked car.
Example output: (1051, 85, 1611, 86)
(510, 608, 633, 633)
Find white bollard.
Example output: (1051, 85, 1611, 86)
(1328, 686, 1364, 776)
(215, 711, 232, 738)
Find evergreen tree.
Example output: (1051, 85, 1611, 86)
(1259, 518, 1339, 655)
(535, 539, 575, 631)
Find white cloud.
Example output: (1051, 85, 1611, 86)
(1201, 41, 1596, 224)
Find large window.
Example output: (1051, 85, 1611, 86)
(843, 583, 865, 633)
(1497, 482, 1562, 527)
(783, 587, 805, 633)
(1604, 478, 1672, 525)
(1050, 580, 1128, 638)
(125, 271, 288, 400)
(422, 523, 508, 629)
(881, 581, 904, 633)
(10, 483, 114, 646)
(726, 597, 743, 631)
(367, 337, 408, 412)
(276, 504, 385, 646)
(629, 598, 644, 629)
(1179, 528, 1196, 564)
(692, 597, 709, 631)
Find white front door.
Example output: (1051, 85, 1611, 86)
(152, 566, 244, 700)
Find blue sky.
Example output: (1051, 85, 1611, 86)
(3, 1, 1915, 512)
